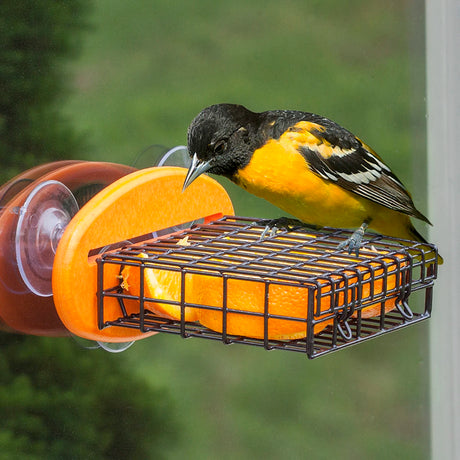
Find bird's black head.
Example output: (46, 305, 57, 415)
(183, 104, 263, 190)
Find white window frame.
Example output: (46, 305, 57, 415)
(427, 0, 460, 458)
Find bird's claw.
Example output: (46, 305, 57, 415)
(337, 223, 369, 257)
(256, 217, 315, 240)
(259, 225, 278, 239)
(337, 236, 362, 257)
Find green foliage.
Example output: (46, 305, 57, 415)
(0, 335, 178, 459)
(0, 0, 90, 182)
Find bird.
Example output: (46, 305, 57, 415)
(183, 103, 440, 260)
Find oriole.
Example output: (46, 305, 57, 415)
(183, 103, 439, 260)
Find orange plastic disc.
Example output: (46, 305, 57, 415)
(0, 161, 135, 336)
(52, 167, 234, 342)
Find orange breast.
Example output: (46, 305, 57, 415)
(233, 138, 372, 228)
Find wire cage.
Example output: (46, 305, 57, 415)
(96, 216, 438, 358)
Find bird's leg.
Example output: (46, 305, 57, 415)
(337, 219, 371, 257)
(257, 217, 320, 239)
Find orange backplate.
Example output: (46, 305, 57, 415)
(0, 161, 135, 336)
(52, 166, 234, 342)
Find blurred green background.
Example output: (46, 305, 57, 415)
(0, 0, 430, 458)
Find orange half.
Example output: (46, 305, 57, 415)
(193, 274, 331, 340)
(121, 253, 199, 322)
(118, 244, 408, 341)
(194, 249, 407, 340)
(349, 252, 407, 318)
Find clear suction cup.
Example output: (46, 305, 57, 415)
(132, 144, 190, 169)
(131, 144, 169, 169)
(15, 180, 79, 297)
(70, 335, 134, 353)
(156, 145, 190, 167)
(97, 341, 134, 353)
(71, 334, 102, 350)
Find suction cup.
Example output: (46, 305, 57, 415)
(71, 335, 134, 352)
(156, 145, 190, 167)
(131, 144, 169, 169)
(15, 180, 79, 297)
(97, 341, 134, 353)
(132, 144, 191, 169)
(71, 334, 102, 350)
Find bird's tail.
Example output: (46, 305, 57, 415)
(407, 223, 443, 265)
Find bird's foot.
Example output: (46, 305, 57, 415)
(337, 222, 369, 257)
(257, 217, 319, 239)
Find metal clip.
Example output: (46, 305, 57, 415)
(395, 299, 414, 320)
(337, 320, 353, 341)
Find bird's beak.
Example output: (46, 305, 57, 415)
(182, 153, 212, 191)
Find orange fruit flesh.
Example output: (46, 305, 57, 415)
(346, 253, 407, 318)
(192, 274, 332, 340)
(121, 253, 198, 322)
(122, 248, 407, 340)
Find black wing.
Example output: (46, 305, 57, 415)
(284, 117, 430, 223)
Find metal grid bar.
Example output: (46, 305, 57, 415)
(96, 216, 438, 358)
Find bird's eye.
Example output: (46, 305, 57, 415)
(213, 140, 227, 154)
